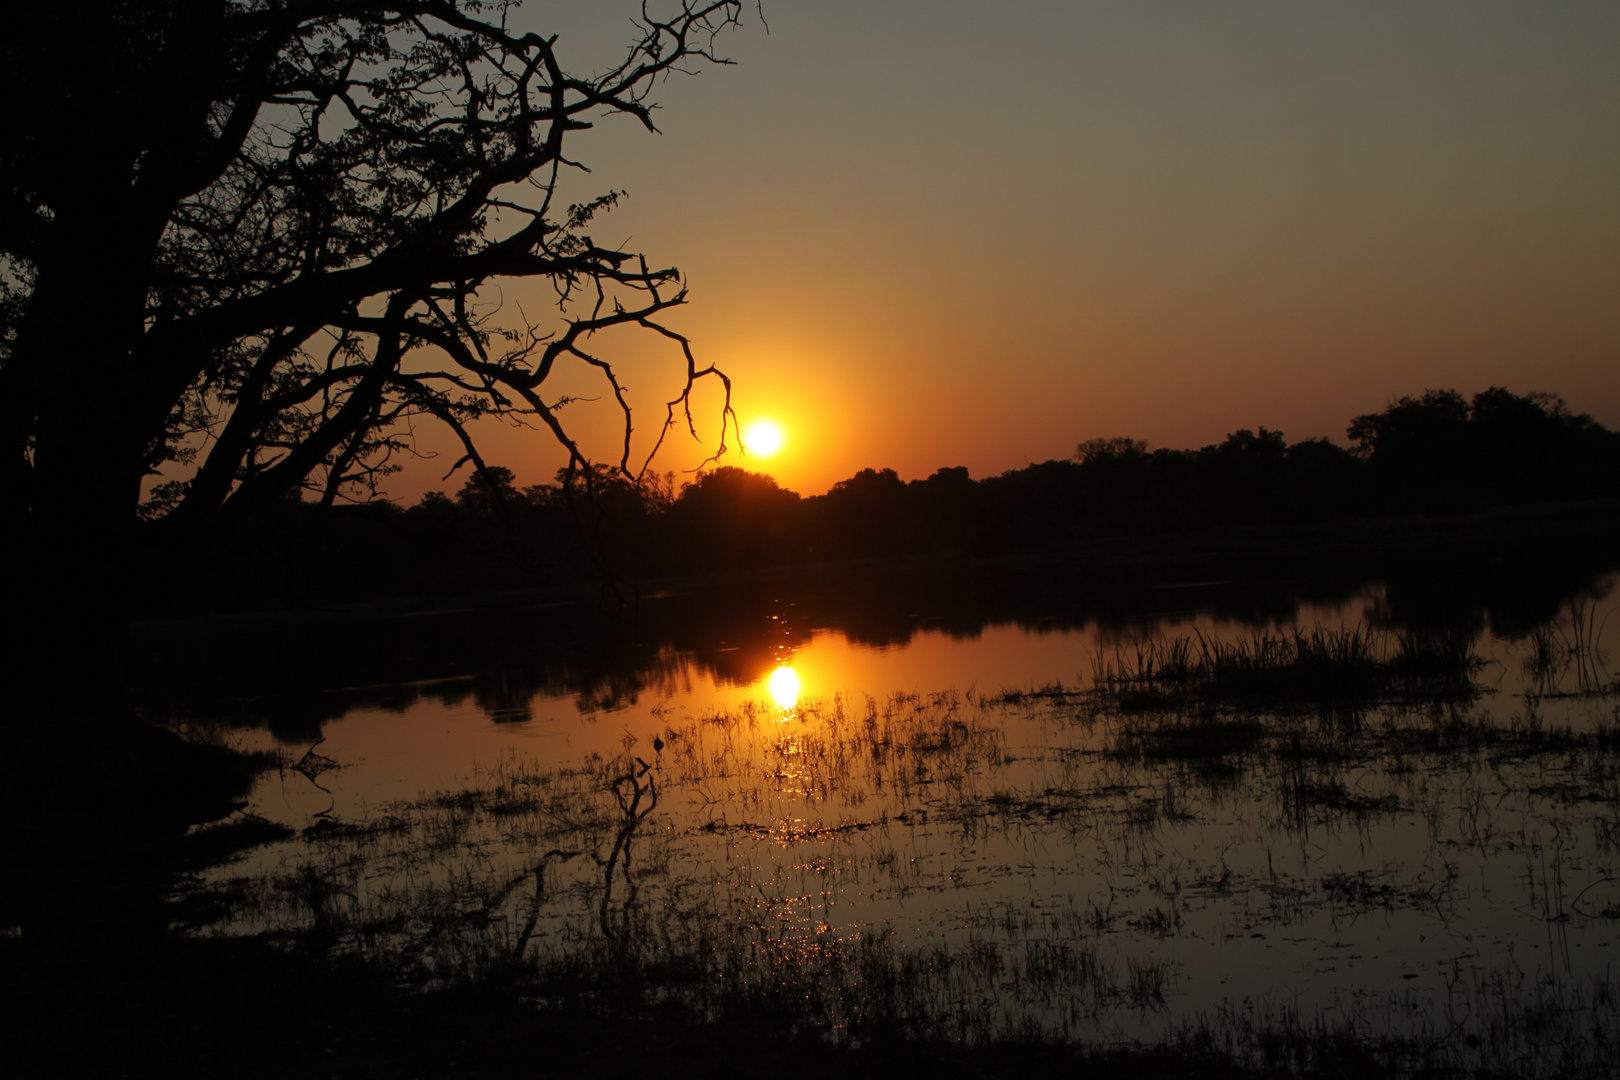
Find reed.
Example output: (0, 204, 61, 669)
(1090, 624, 1482, 713)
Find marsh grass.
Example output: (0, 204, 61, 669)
(1524, 599, 1618, 700)
(1172, 968, 1620, 1079)
(1089, 625, 1482, 716)
(181, 641, 1620, 1077)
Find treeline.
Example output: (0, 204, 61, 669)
(167, 387, 1620, 610)
(429, 386, 1619, 567)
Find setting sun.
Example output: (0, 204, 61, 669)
(742, 419, 785, 458)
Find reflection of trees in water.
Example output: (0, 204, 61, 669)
(134, 536, 1620, 740)
(422, 650, 708, 721)
(1370, 560, 1614, 643)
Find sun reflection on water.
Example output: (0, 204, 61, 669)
(768, 665, 800, 712)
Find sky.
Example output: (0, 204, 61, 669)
(401, 0, 1620, 501)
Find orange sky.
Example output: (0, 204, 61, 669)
(395, 1, 1620, 501)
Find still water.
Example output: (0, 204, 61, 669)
(144, 555, 1620, 1051)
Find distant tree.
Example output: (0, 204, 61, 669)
(554, 459, 667, 553)
(411, 489, 462, 527)
(895, 466, 977, 555)
(916, 465, 973, 488)
(1348, 387, 1620, 509)
(1468, 387, 1620, 503)
(1347, 390, 1470, 464)
(829, 467, 906, 495)
(1194, 428, 1287, 522)
(1075, 437, 1150, 464)
(665, 466, 802, 568)
(1282, 437, 1364, 519)
(1347, 390, 1473, 510)
(977, 459, 1086, 544)
(674, 466, 799, 517)
(811, 468, 912, 557)
(1066, 438, 1162, 530)
(1201, 427, 1286, 461)
(455, 466, 523, 521)
(1, 1, 749, 717)
(1467, 388, 1575, 473)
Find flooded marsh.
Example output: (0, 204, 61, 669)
(157, 564, 1620, 1075)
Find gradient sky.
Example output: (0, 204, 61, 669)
(403, 0, 1620, 500)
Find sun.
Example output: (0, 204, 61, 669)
(742, 418, 785, 457)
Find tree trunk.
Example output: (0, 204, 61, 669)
(8, 201, 158, 727)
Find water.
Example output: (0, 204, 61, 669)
(142, 556, 1620, 1057)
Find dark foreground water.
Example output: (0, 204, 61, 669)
(138, 547, 1620, 1067)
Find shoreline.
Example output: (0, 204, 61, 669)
(135, 498, 1620, 630)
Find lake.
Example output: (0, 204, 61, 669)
(140, 545, 1620, 1067)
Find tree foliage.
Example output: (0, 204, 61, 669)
(1347, 387, 1610, 509)
(1, 0, 744, 578)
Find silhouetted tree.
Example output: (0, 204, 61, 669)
(1348, 387, 1619, 510)
(1075, 437, 1151, 464)
(809, 468, 913, 558)
(1, 1, 748, 718)
(454, 466, 523, 522)
(907, 466, 983, 554)
(1281, 437, 1364, 519)
(664, 467, 802, 568)
(1071, 437, 1156, 528)
(1196, 427, 1287, 522)
(1465, 387, 1607, 502)
(1347, 390, 1472, 509)
(978, 459, 1086, 546)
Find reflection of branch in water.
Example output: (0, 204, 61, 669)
(290, 738, 342, 789)
(505, 848, 585, 959)
(597, 758, 658, 940)
(286, 737, 343, 819)
(387, 845, 585, 973)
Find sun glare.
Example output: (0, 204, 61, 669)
(743, 419, 785, 457)
(768, 665, 800, 710)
